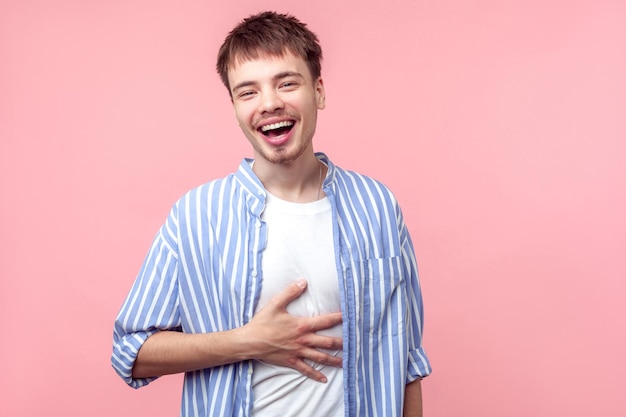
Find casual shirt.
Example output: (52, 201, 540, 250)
(112, 153, 432, 417)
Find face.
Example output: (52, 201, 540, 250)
(228, 52, 325, 166)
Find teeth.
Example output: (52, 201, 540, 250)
(260, 120, 294, 132)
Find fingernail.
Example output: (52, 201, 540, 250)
(296, 279, 307, 288)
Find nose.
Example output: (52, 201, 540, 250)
(258, 89, 284, 113)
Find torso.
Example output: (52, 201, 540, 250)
(251, 192, 344, 417)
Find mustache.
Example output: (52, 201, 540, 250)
(254, 112, 299, 127)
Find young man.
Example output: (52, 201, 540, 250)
(112, 11, 431, 417)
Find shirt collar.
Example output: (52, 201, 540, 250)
(235, 152, 335, 203)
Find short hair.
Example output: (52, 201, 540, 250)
(216, 11, 323, 91)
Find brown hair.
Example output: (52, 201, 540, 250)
(216, 11, 323, 92)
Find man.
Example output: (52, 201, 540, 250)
(112, 11, 431, 416)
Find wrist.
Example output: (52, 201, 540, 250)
(228, 325, 258, 362)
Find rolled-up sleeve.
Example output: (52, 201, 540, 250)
(401, 222, 432, 382)
(111, 329, 158, 388)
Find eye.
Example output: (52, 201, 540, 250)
(237, 90, 256, 100)
(279, 81, 299, 90)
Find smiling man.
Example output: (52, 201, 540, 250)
(112, 11, 431, 417)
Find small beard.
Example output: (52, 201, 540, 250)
(250, 133, 312, 165)
(257, 145, 305, 165)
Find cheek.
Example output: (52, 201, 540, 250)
(233, 105, 253, 126)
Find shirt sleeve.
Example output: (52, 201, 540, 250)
(111, 210, 181, 388)
(400, 212, 433, 383)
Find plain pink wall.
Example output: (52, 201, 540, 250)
(2, 0, 624, 416)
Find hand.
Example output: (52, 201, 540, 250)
(241, 279, 343, 382)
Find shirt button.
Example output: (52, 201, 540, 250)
(251, 271, 257, 277)
(248, 367, 253, 375)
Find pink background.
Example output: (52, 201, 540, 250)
(2, 0, 625, 416)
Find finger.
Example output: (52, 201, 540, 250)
(270, 279, 307, 310)
(303, 334, 343, 351)
(290, 357, 330, 383)
(305, 311, 343, 332)
(300, 347, 343, 367)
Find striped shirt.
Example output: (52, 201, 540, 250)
(112, 153, 432, 416)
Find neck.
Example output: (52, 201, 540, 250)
(253, 156, 325, 203)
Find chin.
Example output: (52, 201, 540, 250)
(266, 148, 305, 165)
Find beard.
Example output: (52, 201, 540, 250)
(251, 138, 311, 165)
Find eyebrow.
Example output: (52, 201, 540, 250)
(231, 71, 305, 93)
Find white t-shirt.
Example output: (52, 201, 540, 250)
(251, 193, 344, 417)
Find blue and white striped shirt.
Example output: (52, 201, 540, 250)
(112, 153, 431, 416)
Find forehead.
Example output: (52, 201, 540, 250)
(227, 51, 313, 87)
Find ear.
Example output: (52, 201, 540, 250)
(315, 77, 326, 110)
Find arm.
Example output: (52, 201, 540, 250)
(403, 379, 423, 417)
(397, 206, 430, 415)
(132, 279, 343, 383)
(399, 208, 432, 380)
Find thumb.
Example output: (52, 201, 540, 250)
(271, 279, 307, 310)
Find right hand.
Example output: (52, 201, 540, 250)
(241, 279, 343, 383)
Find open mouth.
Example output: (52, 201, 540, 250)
(259, 120, 294, 138)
